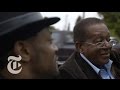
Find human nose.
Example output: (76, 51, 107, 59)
(52, 44, 58, 51)
(52, 44, 59, 56)
(104, 40, 112, 48)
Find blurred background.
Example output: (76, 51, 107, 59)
(41, 12, 120, 66)
(41, 12, 100, 31)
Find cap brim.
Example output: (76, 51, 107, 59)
(17, 17, 60, 36)
(38, 17, 60, 26)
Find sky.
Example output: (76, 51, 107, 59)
(41, 12, 101, 31)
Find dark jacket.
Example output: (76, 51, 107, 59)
(59, 52, 101, 79)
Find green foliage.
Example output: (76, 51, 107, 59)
(98, 12, 120, 40)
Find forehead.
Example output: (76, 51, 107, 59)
(86, 24, 110, 37)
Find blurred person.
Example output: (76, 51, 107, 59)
(110, 45, 120, 79)
(0, 12, 60, 79)
(59, 18, 117, 79)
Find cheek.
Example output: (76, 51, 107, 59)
(39, 45, 58, 73)
(44, 45, 55, 58)
(83, 47, 100, 59)
(39, 45, 56, 65)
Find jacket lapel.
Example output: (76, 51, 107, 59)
(75, 52, 101, 79)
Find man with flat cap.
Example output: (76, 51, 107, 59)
(0, 12, 60, 79)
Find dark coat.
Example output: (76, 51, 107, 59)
(59, 52, 101, 79)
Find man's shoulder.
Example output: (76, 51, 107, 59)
(59, 52, 76, 70)
(59, 52, 88, 79)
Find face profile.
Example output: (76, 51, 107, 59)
(0, 12, 60, 79)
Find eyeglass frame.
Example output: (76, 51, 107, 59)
(76, 39, 116, 47)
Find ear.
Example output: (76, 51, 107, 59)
(13, 41, 31, 63)
(75, 41, 83, 53)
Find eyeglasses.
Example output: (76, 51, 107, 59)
(82, 40, 115, 47)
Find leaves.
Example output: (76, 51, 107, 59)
(98, 12, 120, 40)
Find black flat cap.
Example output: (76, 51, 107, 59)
(0, 12, 60, 57)
(0, 12, 60, 37)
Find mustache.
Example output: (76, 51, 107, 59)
(97, 47, 112, 53)
(98, 46, 112, 50)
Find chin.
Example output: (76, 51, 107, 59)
(100, 59, 109, 65)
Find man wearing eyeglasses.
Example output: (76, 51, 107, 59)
(59, 18, 117, 79)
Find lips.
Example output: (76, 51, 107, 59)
(100, 49, 111, 57)
(101, 53, 110, 58)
